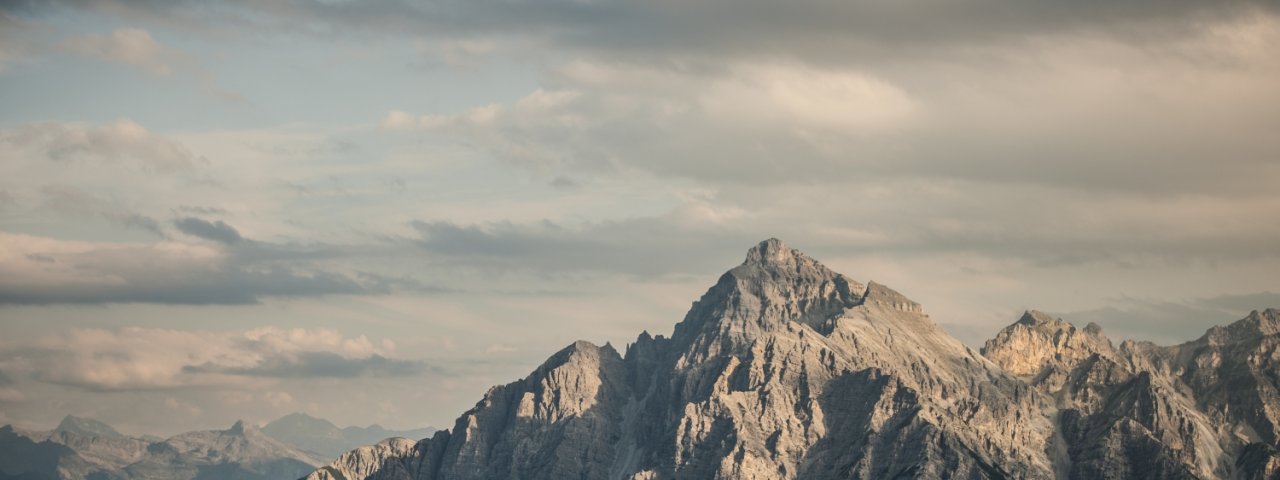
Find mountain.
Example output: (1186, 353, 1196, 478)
(262, 412, 434, 458)
(54, 416, 124, 440)
(0, 425, 90, 480)
(0, 418, 324, 480)
(983, 308, 1280, 479)
(306, 239, 1056, 479)
(307, 238, 1280, 480)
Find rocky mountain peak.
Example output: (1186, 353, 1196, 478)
(982, 310, 1115, 378)
(227, 420, 250, 435)
(302, 240, 1280, 480)
(1015, 309, 1059, 327)
(56, 415, 123, 439)
(731, 238, 842, 283)
(673, 239, 868, 344)
(1200, 308, 1280, 345)
(742, 238, 801, 267)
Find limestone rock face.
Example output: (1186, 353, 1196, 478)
(981, 310, 1115, 378)
(305, 239, 1280, 480)
(984, 306, 1280, 479)
(307, 239, 1054, 480)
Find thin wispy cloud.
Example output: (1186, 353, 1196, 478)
(0, 327, 426, 391)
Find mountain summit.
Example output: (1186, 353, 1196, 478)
(54, 416, 124, 439)
(306, 240, 1280, 480)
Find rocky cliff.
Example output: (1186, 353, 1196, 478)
(982, 308, 1280, 479)
(306, 239, 1280, 480)
(308, 239, 1049, 479)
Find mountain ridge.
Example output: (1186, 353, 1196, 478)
(0, 412, 432, 480)
(307, 239, 1055, 479)
(261, 412, 435, 458)
(307, 239, 1280, 479)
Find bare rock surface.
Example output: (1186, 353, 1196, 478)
(308, 239, 1065, 480)
(985, 305, 1280, 479)
(307, 239, 1280, 479)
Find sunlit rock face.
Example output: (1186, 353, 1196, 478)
(984, 306, 1280, 479)
(307, 240, 1280, 480)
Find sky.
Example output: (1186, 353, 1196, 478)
(0, 0, 1278, 437)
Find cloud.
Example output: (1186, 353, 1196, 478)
(55, 27, 243, 101)
(1, 119, 204, 173)
(62, 27, 180, 76)
(0, 232, 374, 305)
(173, 216, 242, 244)
(382, 14, 1280, 194)
(39, 185, 164, 237)
(0, 12, 42, 73)
(16, 0, 1272, 62)
(1057, 292, 1280, 345)
(548, 176, 579, 190)
(185, 352, 426, 378)
(409, 207, 752, 277)
(174, 205, 227, 215)
(0, 326, 427, 391)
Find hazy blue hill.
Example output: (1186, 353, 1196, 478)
(261, 413, 432, 459)
(54, 417, 123, 440)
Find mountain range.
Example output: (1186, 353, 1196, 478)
(262, 413, 436, 459)
(305, 239, 1280, 480)
(0, 413, 432, 480)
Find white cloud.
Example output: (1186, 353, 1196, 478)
(164, 397, 203, 416)
(57, 28, 243, 100)
(264, 391, 295, 408)
(484, 344, 516, 354)
(699, 63, 916, 132)
(1, 118, 204, 173)
(415, 38, 497, 67)
(63, 28, 181, 76)
(380, 14, 1280, 194)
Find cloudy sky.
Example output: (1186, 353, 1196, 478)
(1, 0, 1278, 437)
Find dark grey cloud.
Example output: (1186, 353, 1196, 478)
(411, 218, 751, 278)
(409, 183, 1280, 279)
(24, 253, 55, 263)
(183, 352, 429, 378)
(355, 271, 452, 294)
(0, 266, 372, 305)
(1, 215, 411, 305)
(173, 216, 242, 244)
(548, 176, 579, 190)
(7, 0, 1271, 64)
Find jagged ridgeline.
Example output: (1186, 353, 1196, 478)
(306, 239, 1280, 480)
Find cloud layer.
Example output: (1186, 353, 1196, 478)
(0, 0, 1277, 436)
(0, 326, 424, 391)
